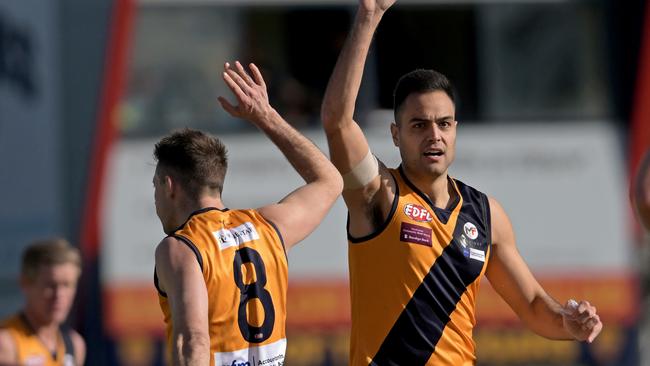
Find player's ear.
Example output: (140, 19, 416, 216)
(391, 122, 399, 147)
(164, 175, 175, 197)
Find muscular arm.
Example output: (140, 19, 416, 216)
(485, 198, 602, 342)
(253, 108, 342, 249)
(155, 237, 209, 366)
(321, 0, 396, 236)
(218, 62, 342, 250)
(0, 330, 17, 366)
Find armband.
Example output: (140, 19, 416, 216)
(342, 150, 379, 190)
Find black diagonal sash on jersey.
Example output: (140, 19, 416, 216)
(370, 209, 487, 365)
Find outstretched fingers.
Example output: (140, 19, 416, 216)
(249, 63, 266, 88)
(219, 60, 273, 125)
(225, 68, 251, 97)
(234, 61, 256, 87)
(222, 71, 248, 104)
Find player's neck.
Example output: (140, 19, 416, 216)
(174, 196, 226, 225)
(405, 168, 454, 209)
(195, 195, 225, 212)
(22, 308, 59, 341)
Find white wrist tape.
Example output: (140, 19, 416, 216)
(342, 150, 379, 190)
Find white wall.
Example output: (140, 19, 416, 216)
(101, 119, 631, 286)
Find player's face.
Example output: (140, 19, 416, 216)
(22, 263, 80, 325)
(391, 90, 457, 180)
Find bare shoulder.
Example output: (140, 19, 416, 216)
(488, 197, 515, 247)
(0, 328, 17, 364)
(154, 235, 179, 254)
(488, 197, 506, 224)
(69, 329, 86, 365)
(155, 236, 200, 294)
(154, 236, 195, 265)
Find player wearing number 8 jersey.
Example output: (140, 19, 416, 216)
(153, 61, 342, 366)
(156, 208, 288, 364)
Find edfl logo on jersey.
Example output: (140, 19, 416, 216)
(404, 203, 433, 222)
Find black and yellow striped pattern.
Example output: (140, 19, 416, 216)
(349, 167, 491, 366)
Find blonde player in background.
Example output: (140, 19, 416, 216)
(0, 238, 85, 366)
(321, 0, 602, 364)
(152, 61, 342, 366)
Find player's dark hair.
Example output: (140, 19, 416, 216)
(393, 69, 455, 123)
(154, 128, 228, 199)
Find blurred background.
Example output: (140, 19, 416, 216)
(1, 0, 649, 365)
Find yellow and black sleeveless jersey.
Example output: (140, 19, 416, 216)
(155, 207, 288, 366)
(349, 166, 491, 366)
(0, 313, 76, 366)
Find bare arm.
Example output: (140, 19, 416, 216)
(218, 62, 342, 250)
(70, 330, 86, 366)
(0, 330, 17, 366)
(485, 198, 602, 342)
(321, 0, 396, 235)
(155, 237, 210, 366)
(633, 150, 650, 232)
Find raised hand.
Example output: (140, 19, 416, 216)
(359, 0, 396, 16)
(217, 61, 274, 127)
(561, 299, 602, 343)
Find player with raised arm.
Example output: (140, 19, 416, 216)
(321, 1, 602, 364)
(153, 61, 342, 366)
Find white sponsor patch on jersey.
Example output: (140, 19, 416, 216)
(24, 356, 46, 366)
(63, 354, 76, 366)
(469, 248, 486, 262)
(214, 338, 286, 366)
(463, 222, 479, 240)
(213, 222, 260, 250)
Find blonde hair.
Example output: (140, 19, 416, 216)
(21, 238, 81, 280)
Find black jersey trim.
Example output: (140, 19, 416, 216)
(370, 233, 482, 365)
(153, 266, 167, 297)
(397, 166, 460, 225)
(265, 219, 288, 261)
(172, 234, 204, 271)
(348, 171, 400, 244)
(153, 234, 204, 298)
(480, 193, 492, 247)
